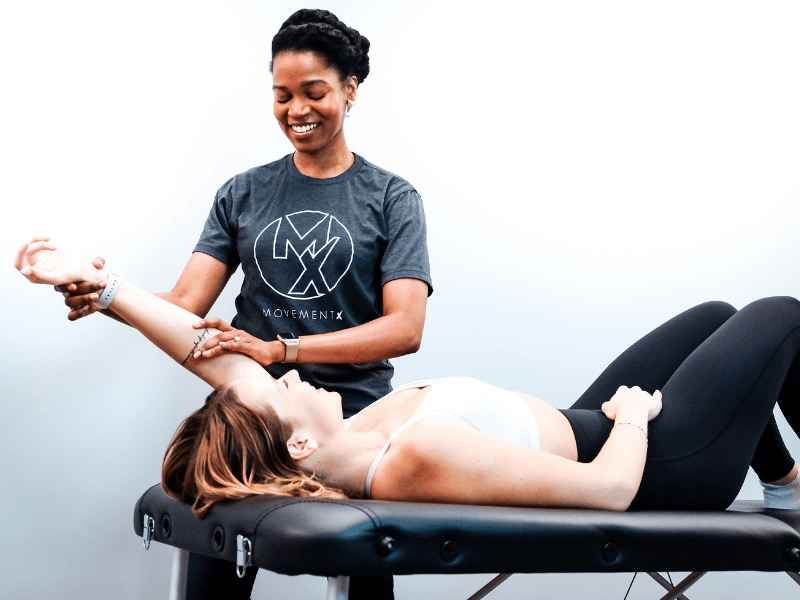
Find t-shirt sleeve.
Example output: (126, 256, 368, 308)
(381, 189, 433, 295)
(193, 179, 241, 268)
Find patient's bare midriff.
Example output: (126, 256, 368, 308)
(514, 392, 579, 462)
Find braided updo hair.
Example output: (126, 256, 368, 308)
(270, 9, 370, 83)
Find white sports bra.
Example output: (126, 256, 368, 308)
(346, 377, 541, 498)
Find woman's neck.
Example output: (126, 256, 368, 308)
(307, 428, 387, 498)
(293, 144, 354, 179)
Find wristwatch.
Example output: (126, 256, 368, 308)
(277, 332, 300, 363)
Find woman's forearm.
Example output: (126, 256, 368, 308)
(195, 278, 428, 366)
(89, 285, 228, 329)
(290, 311, 424, 364)
(587, 405, 650, 510)
(279, 277, 427, 364)
(107, 277, 267, 387)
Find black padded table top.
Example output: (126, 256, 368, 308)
(134, 484, 800, 578)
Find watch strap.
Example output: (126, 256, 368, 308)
(277, 333, 299, 363)
(95, 273, 122, 309)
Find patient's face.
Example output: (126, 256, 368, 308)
(230, 372, 343, 435)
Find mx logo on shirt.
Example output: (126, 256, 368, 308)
(254, 211, 354, 300)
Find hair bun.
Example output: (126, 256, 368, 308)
(353, 33, 370, 82)
(280, 8, 337, 29)
(273, 9, 370, 83)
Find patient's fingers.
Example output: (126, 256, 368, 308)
(25, 239, 57, 257)
(648, 390, 664, 420)
(13, 237, 54, 271)
(21, 240, 58, 271)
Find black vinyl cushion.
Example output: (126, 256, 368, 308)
(134, 484, 800, 577)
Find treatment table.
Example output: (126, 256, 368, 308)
(135, 484, 800, 599)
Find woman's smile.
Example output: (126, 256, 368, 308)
(291, 123, 319, 134)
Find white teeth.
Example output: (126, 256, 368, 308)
(291, 123, 318, 133)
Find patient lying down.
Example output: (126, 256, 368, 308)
(15, 237, 800, 516)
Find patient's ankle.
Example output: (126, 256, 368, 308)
(763, 463, 799, 487)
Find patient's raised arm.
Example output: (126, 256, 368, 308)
(14, 237, 267, 389)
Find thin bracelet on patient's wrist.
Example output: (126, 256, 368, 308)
(610, 422, 648, 442)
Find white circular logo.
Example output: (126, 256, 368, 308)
(254, 211, 354, 300)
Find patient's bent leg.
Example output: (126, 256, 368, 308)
(633, 296, 800, 509)
(570, 301, 736, 409)
(569, 299, 798, 491)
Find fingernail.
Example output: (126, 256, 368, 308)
(90, 293, 98, 300)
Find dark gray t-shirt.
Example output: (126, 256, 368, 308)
(195, 153, 432, 416)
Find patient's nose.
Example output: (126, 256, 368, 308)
(284, 369, 301, 383)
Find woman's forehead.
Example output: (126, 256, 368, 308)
(272, 51, 339, 82)
(231, 377, 280, 410)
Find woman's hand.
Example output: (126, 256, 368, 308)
(602, 385, 663, 422)
(189, 318, 282, 366)
(14, 237, 105, 287)
(54, 257, 108, 320)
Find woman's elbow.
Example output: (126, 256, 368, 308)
(394, 324, 424, 356)
(602, 494, 634, 512)
(591, 474, 639, 512)
(403, 331, 423, 354)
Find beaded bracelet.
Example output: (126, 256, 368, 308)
(610, 422, 648, 441)
(95, 273, 122, 309)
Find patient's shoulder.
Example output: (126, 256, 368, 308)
(368, 418, 478, 501)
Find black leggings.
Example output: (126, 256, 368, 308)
(560, 296, 800, 509)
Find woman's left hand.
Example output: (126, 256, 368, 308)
(602, 385, 663, 422)
(190, 318, 281, 365)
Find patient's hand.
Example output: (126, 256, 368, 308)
(602, 386, 662, 422)
(14, 236, 105, 287)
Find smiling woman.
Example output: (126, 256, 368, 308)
(271, 50, 358, 175)
(53, 8, 432, 600)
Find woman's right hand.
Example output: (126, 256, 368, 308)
(189, 317, 283, 366)
(54, 256, 108, 320)
(601, 385, 663, 422)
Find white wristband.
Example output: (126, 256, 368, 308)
(95, 273, 122, 309)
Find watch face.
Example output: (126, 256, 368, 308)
(278, 332, 298, 341)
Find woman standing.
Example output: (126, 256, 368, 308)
(60, 9, 431, 600)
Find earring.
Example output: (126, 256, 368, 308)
(346, 99, 355, 112)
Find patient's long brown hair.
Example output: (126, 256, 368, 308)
(162, 385, 346, 518)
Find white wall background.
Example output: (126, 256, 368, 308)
(2, 1, 800, 598)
